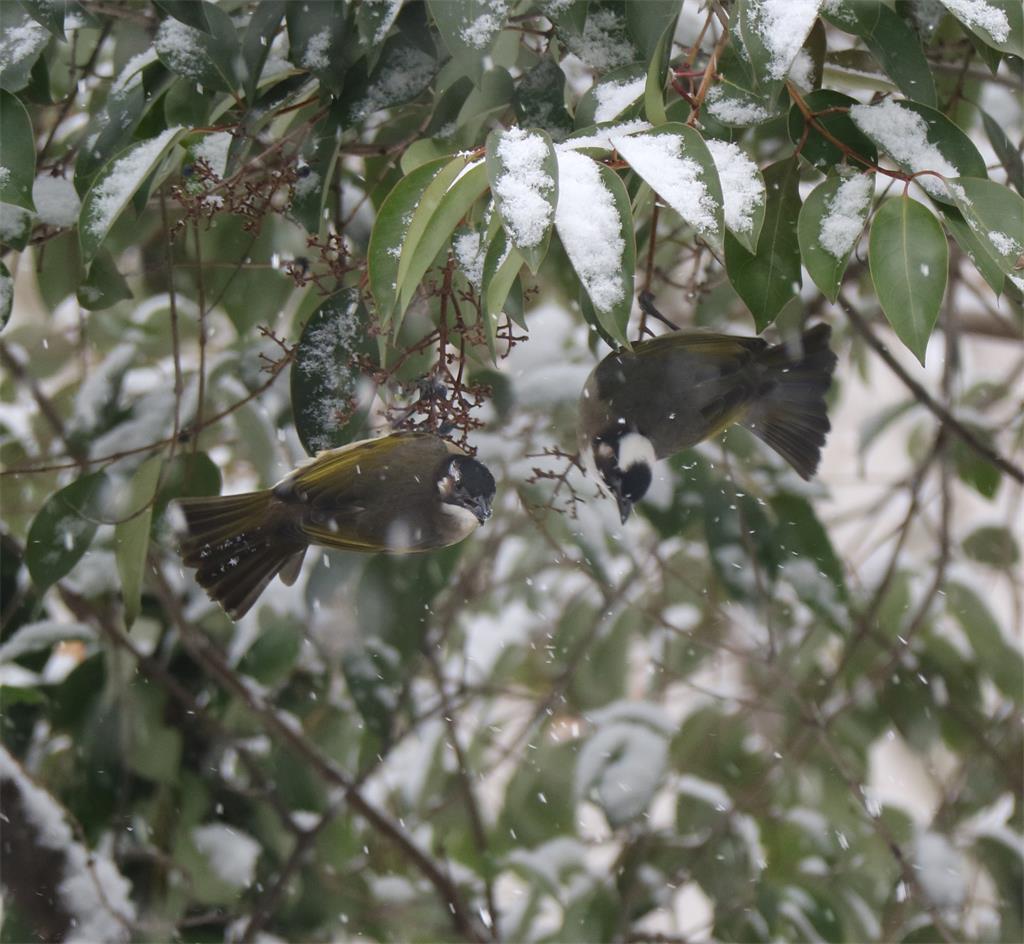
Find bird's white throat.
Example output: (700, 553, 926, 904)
(618, 432, 656, 470)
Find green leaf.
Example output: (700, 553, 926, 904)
(963, 525, 1019, 568)
(554, 150, 635, 349)
(396, 159, 490, 326)
(19, 0, 68, 38)
(481, 230, 524, 360)
(78, 128, 186, 264)
(940, 0, 1024, 58)
(290, 289, 378, 456)
(823, 0, 937, 106)
(238, 618, 303, 686)
(242, 0, 287, 103)
(643, 19, 674, 126)
(952, 434, 1001, 499)
(0, 260, 12, 332)
(725, 156, 802, 331)
(154, 2, 241, 93)
(513, 57, 572, 141)
(787, 89, 878, 172)
(154, 0, 212, 33)
(125, 683, 183, 784)
(154, 452, 221, 523)
(0, 7, 49, 92)
(798, 173, 873, 302)
(940, 203, 1006, 293)
(367, 156, 450, 323)
(338, 4, 438, 123)
(771, 492, 848, 605)
(115, 455, 162, 630)
(486, 127, 557, 274)
(980, 107, 1024, 194)
(428, 0, 510, 83)
(614, 123, 724, 247)
(26, 472, 109, 590)
(946, 582, 1023, 702)
(78, 248, 132, 310)
(286, 0, 348, 92)
(0, 91, 35, 210)
(868, 196, 948, 365)
(356, 0, 404, 48)
(625, 0, 682, 63)
(950, 177, 1024, 277)
(290, 111, 343, 235)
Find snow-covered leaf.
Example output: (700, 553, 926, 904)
(705, 138, 766, 252)
(738, 0, 822, 90)
(575, 63, 647, 129)
(950, 177, 1024, 278)
(290, 289, 378, 456)
(286, 0, 348, 92)
(798, 173, 872, 301)
(614, 123, 724, 247)
(554, 149, 635, 349)
(428, 0, 510, 83)
(79, 128, 186, 263)
(154, 2, 241, 93)
(486, 126, 557, 274)
(0, 8, 49, 92)
(940, 0, 1024, 58)
(787, 89, 877, 172)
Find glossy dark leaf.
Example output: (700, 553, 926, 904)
(787, 89, 878, 172)
(0, 90, 35, 210)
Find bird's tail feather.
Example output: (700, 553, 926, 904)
(176, 491, 303, 619)
(742, 324, 837, 480)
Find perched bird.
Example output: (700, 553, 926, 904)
(176, 432, 496, 619)
(579, 299, 837, 522)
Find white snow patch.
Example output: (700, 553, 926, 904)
(561, 118, 651, 152)
(0, 620, 95, 663)
(987, 230, 1020, 256)
(495, 127, 555, 249)
(86, 127, 182, 239)
(594, 76, 646, 123)
(33, 174, 81, 228)
(614, 131, 719, 237)
(567, 8, 637, 71)
(747, 0, 823, 80)
(460, 2, 507, 49)
(576, 708, 669, 824)
(454, 230, 485, 289)
(819, 174, 872, 258)
(850, 99, 961, 199)
(155, 18, 210, 81)
(0, 746, 136, 942)
(192, 823, 261, 888)
(355, 46, 435, 117)
(913, 831, 966, 908)
(302, 28, 332, 70)
(554, 149, 625, 312)
(0, 19, 48, 75)
(705, 139, 765, 235)
(111, 48, 158, 94)
(365, 0, 404, 43)
(787, 48, 815, 93)
(0, 202, 32, 243)
(941, 0, 1011, 44)
(705, 86, 770, 125)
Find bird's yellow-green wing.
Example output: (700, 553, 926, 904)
(288, 431, 434, 500)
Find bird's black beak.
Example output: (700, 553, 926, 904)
(472, 496, 492, 524)
(616, 493, 633, 524)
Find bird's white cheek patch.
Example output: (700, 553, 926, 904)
(442, 503, 480, 535)
(618, 432, 657, 470)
